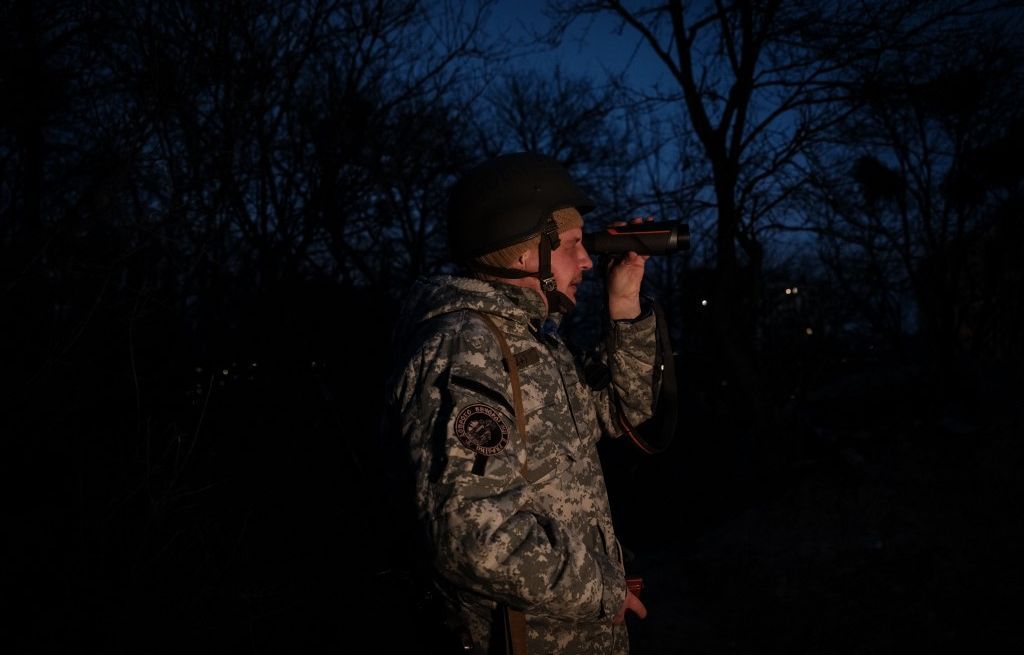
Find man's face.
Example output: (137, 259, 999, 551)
(523, 227, 593, 305)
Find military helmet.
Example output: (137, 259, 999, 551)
(446, 152, 596, 262)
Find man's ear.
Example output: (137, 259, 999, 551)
(516, 249, 532, 269)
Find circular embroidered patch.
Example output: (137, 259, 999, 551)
(454, 403, 511, 456)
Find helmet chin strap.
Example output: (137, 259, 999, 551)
(467, 218, 577, 315)
(537, 218, 575, 314)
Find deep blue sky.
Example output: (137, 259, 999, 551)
(483, 0, 669, 90)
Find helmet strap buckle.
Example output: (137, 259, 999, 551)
(542, 218, 560, 250)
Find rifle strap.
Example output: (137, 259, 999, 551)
(475, 311, 530, 655)
(503, 605, 529, 655)
(474, 311, 529, 479)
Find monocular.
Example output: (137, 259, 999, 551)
(583, 221, 690, 256)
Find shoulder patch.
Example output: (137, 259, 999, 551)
(454, 403, 511, 456)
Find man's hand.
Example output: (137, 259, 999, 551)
(612, 589, 648, 625)
(606, 217, 652, 321)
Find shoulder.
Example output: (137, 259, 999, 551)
(399, 309, 505, 371)
(427, 310, 505, 364)
(403, 310, 513, 405)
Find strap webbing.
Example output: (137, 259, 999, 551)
(474, 312, 529, 477)
(504, 605, 529, 655)
(475, 311, 531, 655)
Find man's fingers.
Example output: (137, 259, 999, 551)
(624, 591, 648, 620)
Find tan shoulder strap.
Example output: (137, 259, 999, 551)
(474, 311, 531, 655)
(473, 312, 528, 476)
(503, 604, 529, 655)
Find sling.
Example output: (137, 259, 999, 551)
(473, 311, 530, 655)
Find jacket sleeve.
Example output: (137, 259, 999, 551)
(591, 308, 660, 441)
(390, 312, 626, 621)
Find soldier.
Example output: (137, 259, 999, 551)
(383, 152, 663, 654)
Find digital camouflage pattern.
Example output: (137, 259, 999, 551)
(384, 275, 658, 654)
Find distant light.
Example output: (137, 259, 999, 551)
(195, 367, 203, 374)
(250, 362, 258, 368)
(785, 288, 792, 295)
(222, 369, 229, 375)
(700, 299, 708, 306)
(793, 287, 799, 294)
(805, 327, 814, 336)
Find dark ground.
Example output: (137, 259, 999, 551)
(13, 337, 1023, 654)
(616, 360, 1023, 654)
(622, 420, 1022, 654)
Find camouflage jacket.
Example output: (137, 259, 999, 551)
(384, 275, 659, 654)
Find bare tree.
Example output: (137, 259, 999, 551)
(542, 0, 1024, 424)
(802, 2, 1024, 379)
(104, 1, 498, 298)
(305, 0, 501, 290)
(1, 3, 503, 648)
(545, 0, 882, 428)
